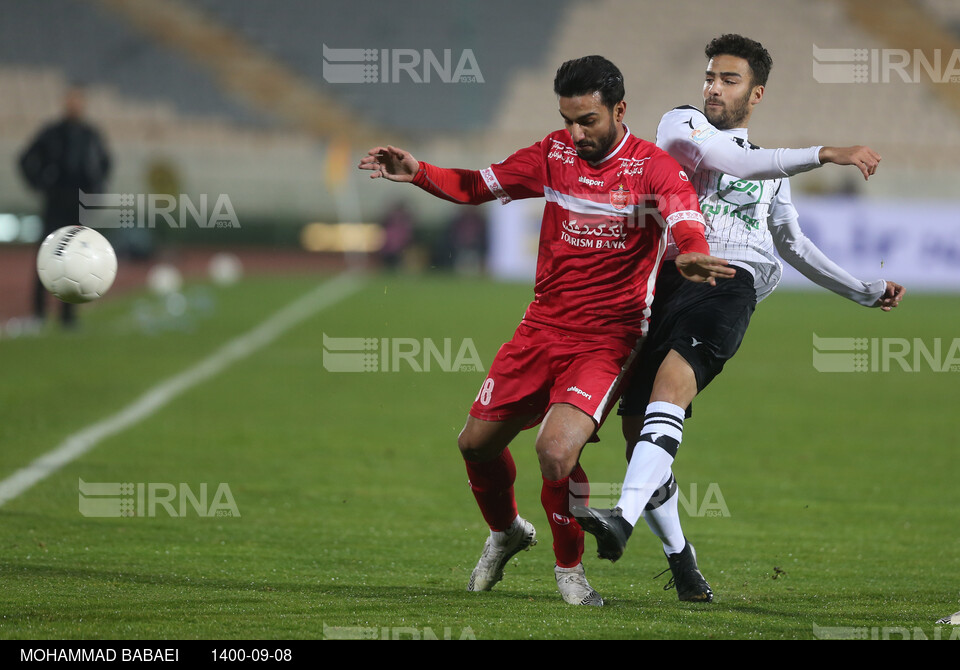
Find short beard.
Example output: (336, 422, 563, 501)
(704, 91, 751, 130)
(576, 113, 619, 162)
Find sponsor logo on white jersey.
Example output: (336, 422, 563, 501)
(690, 123, 719, 145)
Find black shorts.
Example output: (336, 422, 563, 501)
(618, 261, 757, 417)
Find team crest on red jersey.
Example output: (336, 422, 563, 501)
(610, 184, 630, 210)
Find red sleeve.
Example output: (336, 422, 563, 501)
(411, 141, 547, 206)
(671, 220, 709, 255)
(645, 152, 709, 255)
(411, 162, 495, 205)
(484, 142, 545, 203)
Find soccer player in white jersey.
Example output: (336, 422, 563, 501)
(572, 34, 905, 602)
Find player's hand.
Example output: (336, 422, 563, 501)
(875, 281, 905, 311)
(358, 145, 420, 182)
(819, 146, 881, 181)
(675, 253, 736, 286)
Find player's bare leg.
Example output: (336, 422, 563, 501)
(458, 413, 531, 464)
(458, 414, 539, 592)
(535, 403, 604, 606)
(623, 348, 698, 455)
(534, 403, 596, 481)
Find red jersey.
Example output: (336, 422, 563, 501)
(413, 126, 707, 337)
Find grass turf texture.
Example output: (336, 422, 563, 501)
(0, 273, 958, 640)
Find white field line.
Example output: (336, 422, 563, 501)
(0, 272, 365, 508)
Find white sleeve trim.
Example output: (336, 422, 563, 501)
(665, 210, 705, 227)
(480, 167, 512, 204)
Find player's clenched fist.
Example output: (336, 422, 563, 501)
(358, 145, 420, 182)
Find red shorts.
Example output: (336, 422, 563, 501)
(470, 322, 643, 430)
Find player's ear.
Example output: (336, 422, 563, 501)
(614, 100, 626, 122)
(751, 84, 764, 106)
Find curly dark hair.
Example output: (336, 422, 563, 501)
(705, 34, 773, 87)
(553, 55, 625, 110)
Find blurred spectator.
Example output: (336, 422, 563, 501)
(18, 85, 112, 328)
(442, 209, 488, 275)
(378, 200, 415, 270)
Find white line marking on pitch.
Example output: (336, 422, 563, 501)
(0, 272, 365, 508)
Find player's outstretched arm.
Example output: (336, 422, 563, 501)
(674, 252, 736, 287)
(818, 146, 882, 181)
(358, 145, 419, 182)
(875, 281, 905, 311)
(658, 109, 882, 181)
(360, 147, 499, 206)
(770, 179, 897, 308)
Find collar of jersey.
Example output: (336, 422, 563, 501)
(587, 123, 632, 166)
(722, 125, 749, 141)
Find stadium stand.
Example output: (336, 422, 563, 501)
(0, 0, 272, 127)
(2, 0, 960, 229)
(475, 0, 960, 196)
(188, 0, 571, 136)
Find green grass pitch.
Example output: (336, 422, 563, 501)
(0, 272, 958, 640)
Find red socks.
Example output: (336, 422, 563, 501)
(541, 464, 589, 568)
(465, 450, 588, 569)
(464, 448, 518, 532)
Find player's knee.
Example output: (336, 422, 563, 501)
(535, 435, 576, 481)
(650, 352, 698, 406)
(457, 428, 481, 460)
(457, 427, 497, 462)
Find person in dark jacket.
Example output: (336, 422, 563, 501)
(19, 85, 112, 327)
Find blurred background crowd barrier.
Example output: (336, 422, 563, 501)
(2, 0, 959, 326)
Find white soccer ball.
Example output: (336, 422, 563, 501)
(36, 225, 118, 304)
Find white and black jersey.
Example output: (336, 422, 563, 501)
(620, 105, 889, 416)
(656, 105, 885, 304)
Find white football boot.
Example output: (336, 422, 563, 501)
(467, 516, 537, 591)
(555, 563, 604, 606)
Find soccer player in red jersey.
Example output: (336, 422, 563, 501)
(359, 55, 734, 605)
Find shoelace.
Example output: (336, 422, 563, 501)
(653, 567, 677, 591)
